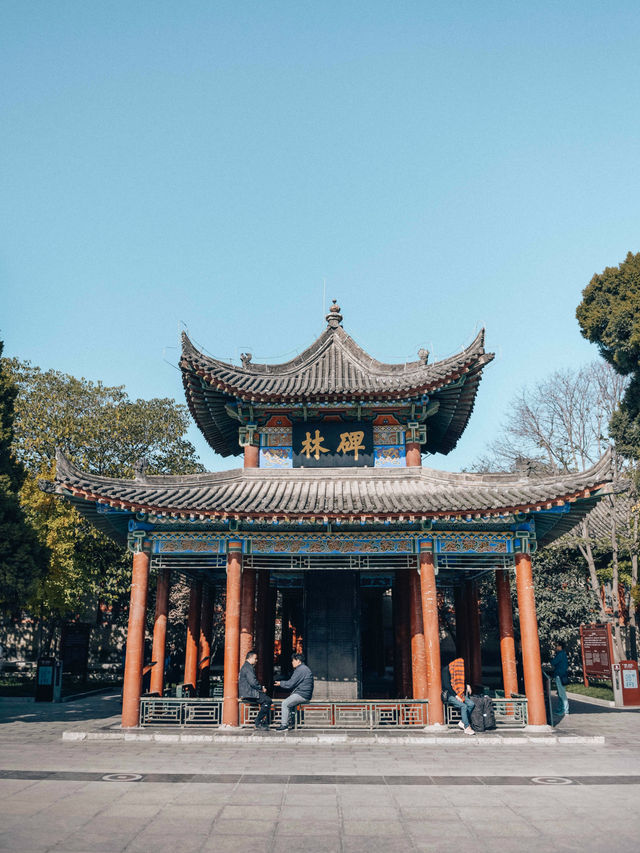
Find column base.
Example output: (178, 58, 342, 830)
(423, 723, 446, 731)
(524, 724, 553, 733)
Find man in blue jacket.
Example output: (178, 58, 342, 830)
(274, 653, 314, 731)
(551, 640, 570, 717)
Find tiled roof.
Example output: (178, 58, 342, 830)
(52, 450, 611, 545)
(180, 318, 494, 457)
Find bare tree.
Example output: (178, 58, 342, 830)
(475, 361, 632, 660)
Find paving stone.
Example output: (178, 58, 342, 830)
(279, 804, 340, 820)
(276, 818, 344, 836)
(272, 835, 340, 853)
(124, 831, 208, 853)
(342, 837, 413, 853)
(213, 818, 276, 836)
(201, 836, 272, 853)
(342, 820, 406, 836)
(217, 804, 281, 821)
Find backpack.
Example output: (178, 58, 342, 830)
(470, 695, 497, 732)
(470, 696, 485, 732)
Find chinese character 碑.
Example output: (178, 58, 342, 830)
(337, 430, 365, 460)
(301, 429, 329, 460)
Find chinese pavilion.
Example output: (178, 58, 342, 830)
(51, 302, 612, 728)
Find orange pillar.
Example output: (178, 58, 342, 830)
(149, 568, 170, 696)
(409, 568, 428, 699)
(466, 580, 482, 688)
(183, 580, 202, 690)
(515, 551, 546, 726)
(419, 551, 443, 724)
(198, 585, 214, 697)
(394, 571, 411, 698)
(263, 581, 277, 689)
(496, 569, 518, 698)
(222, 546, 242, 726)
(406, 442, 421, 467)
(454, 585, 469, 661)
(239, 567, 256, 667)
(255, 571, 269, 683)
(244, 444, 259, 468)
(122, 549, 150, 728)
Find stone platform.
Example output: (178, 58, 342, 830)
(1, 692, 639, 852)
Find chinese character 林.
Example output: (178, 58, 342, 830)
(301, 429, 329, 460)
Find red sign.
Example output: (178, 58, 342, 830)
(613, 661, 640, 706)
(580, 623, 613, 681)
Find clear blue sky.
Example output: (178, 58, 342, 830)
(2, 1, 639, 471)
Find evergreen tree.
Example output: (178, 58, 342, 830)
(576, 250, 640, 457)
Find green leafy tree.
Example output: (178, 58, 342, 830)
(5, 359, 204, 648)
(0, 344, 47, 613)
(576, 251, 640, 457)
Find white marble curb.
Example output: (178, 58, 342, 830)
(62, 730, 605, 745)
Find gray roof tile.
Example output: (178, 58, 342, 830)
(53, 449, 612, 532)
(180, 321, 494, 458)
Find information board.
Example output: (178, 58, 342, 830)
(580, 623, 613, 681)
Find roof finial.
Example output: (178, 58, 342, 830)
(326, 299, 343, 329)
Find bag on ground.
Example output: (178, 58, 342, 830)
(470, 695, 485, 732)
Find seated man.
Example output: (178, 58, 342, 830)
(274, 653, 314, 731)
(442, 656, 475, 735)
(238, 650, 272, 729)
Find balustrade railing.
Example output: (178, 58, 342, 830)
(444, 696, 528, 728)
(139, 696, 222, 727)
(240, 700, 429, 729)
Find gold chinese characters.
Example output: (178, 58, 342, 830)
(300, 429, 366, 461)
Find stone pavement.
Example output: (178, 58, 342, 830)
(1, 693, 639, 853)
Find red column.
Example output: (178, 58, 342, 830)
(466, 580, 482, 688)
(149, 568, 170, 696)
(280, 591, 293, 675)
(419, 551, 443, 724)
(239, 567, 256, 667)
(222, 546, 242, 726)
(496, 569, 519, 698)
(198, 585, 214, 697)
(409, 568, 428, 699)
(393, 571, 411, 698)
(244, 445, 259, 468)
(515, 551, 546, 725)
(122, 549, 150, 728)
(183, 580, 202, 690)
(263, 582, 277, 689)
(255, 571, 269, 683)
(454, 585, 469, 661)
(406, 442, 421, 467)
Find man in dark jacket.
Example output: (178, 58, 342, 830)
(238, 650, 272, 728)
(551, 640, 570, 717)
(274, 653, 314, 731)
